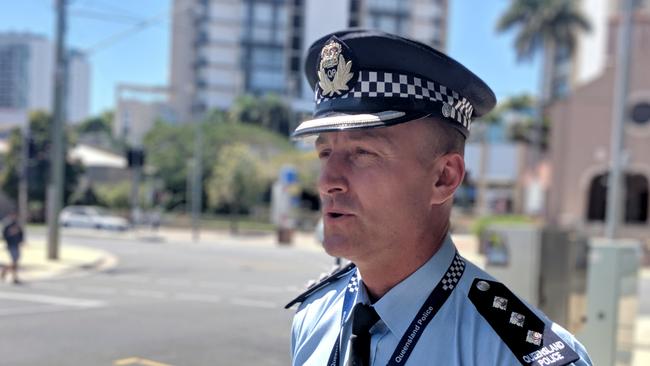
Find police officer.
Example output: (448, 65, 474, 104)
(286, 29, 592, 366)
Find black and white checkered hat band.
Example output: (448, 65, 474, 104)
(316, 71, 475, 130)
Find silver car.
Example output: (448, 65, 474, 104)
(60, 206, 129, 231)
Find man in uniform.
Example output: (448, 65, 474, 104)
(286, 29, 592, 366)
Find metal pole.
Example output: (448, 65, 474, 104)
(46, 0, 67, 260)
(191, 118, 203, 242)
(130, 161, 142, 226)
(605, 0, 637, 239)
(18, 125, 29, 230)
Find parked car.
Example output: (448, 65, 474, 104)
(60, 206, 129, 231)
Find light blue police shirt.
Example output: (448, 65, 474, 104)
(290, 235, 593, 365)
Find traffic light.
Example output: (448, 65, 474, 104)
(127, 148, 145, 167)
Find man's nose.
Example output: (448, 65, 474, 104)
(318, 154, 349, 196)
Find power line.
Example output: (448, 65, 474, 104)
(70, 8, 149, 25)
(83, 1, 194, 56)
(80, 0, 146, 20)
(84, 10, 168, 55)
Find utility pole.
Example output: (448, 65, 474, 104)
(18, 125, 29, 231)
(46, 0, 68, 260)
(191, 115, 203, 242)
(605, 0, 637, 239)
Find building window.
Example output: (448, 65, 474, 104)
(242, 0, 287, 94)
(0, 44, 29, 109)
(367, 0, 409, 36)
(250, 69, 285, 92)
(587, 173, 649, 223)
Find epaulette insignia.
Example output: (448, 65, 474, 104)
(285, 262, 356, 309)
(468, 278, 579, 366)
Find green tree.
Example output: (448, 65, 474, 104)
(0, 111, 83, 221)
(497, 0, 590, 152)
(143, 114, 293, 211)
(229, 94, 291, 135)
(77, 110, 114, 135)
(206, 143, 266, 233)
(497, 0, 590, 102)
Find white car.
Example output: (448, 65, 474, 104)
(60, 206, 129, 231)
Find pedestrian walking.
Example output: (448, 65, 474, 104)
(286, 29, 592, 365)
(2, 212, 24, 284)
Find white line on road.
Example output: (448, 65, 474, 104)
(196, 281, 237, 290)
(244, 284, 294, 293)
(30, 282, 70, 291)
(0, 305, 76, 317)
(229, 298, 277, 309)
(116, 275, 152, 284)
(174, 293, 222, 303)
(0, 291, 105, 308)
(75, 286, 118, 295)
(156, 278, 193, 286)
(125, 289, 168, 299)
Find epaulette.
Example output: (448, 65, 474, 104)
(468, 278, 580, 366)
(285, 262, 356, 309)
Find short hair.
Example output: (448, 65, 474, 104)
(418, 117, 466, 162)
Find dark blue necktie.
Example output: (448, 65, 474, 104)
(346, 303, 380, 366)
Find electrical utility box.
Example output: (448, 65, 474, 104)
(579, 239, 641, 366)
(482, 225, 589, 333)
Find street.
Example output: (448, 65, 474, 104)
(0, 230, 334, 366)
(2, 229, 650, 366)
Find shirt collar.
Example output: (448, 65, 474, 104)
(356, 234, 456, 337)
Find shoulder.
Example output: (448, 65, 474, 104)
(288, 263, 356, 362)
(285, 262, 356, 309)
(455, 260, 592, 365)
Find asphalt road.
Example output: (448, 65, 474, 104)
(0, 230, 334, 366)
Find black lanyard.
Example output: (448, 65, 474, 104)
(327, 251, 466, 366)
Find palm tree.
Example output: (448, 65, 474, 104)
(497, 0, 590, 154)
(497, 0, 591, 103)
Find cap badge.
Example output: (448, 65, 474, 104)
(442, 102, 453, 118)
(318, 39, 354, 97)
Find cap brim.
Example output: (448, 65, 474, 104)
(292, 110, 413, 139)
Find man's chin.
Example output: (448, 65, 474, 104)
(322, 234, 354, 259)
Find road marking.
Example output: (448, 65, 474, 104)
(0, 305, 74, 317)
(174, 293, 222, 303)
(229, 298, 277, 309)
(196, 281, 237, 290)
(114, 357, 172, 366)
(116, 275, 152, 284)
(125, 289, 168, 299)
(75, 285, 118, 295)
(156, 278, 192, 286)
(30, 282, 70, 291)
(244, 284, 292, 293)
(0, 291, 105, 307)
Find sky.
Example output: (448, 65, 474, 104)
(0, 0, 540, 116)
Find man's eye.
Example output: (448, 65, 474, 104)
(318, 150, 331, 159)
(355, 148, 373, 155)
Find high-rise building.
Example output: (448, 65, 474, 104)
(0, 32, 91, 130)
(169, 0, 448, 124)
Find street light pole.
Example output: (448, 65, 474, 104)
(46, 0, 68, 260)
(18, 125, 29, 231)
(605, 0, 637, 239)
(191, 115, 203, 242)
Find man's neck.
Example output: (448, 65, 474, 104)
(357, 227, 449, 301)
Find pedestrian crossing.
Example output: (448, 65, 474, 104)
(0, 273, 302, 317)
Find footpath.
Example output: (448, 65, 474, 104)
(1, 227, 648, 365)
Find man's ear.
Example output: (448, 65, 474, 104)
(430, 153, 465, 206)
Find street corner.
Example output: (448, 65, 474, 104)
(1, 239, 119, 282)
